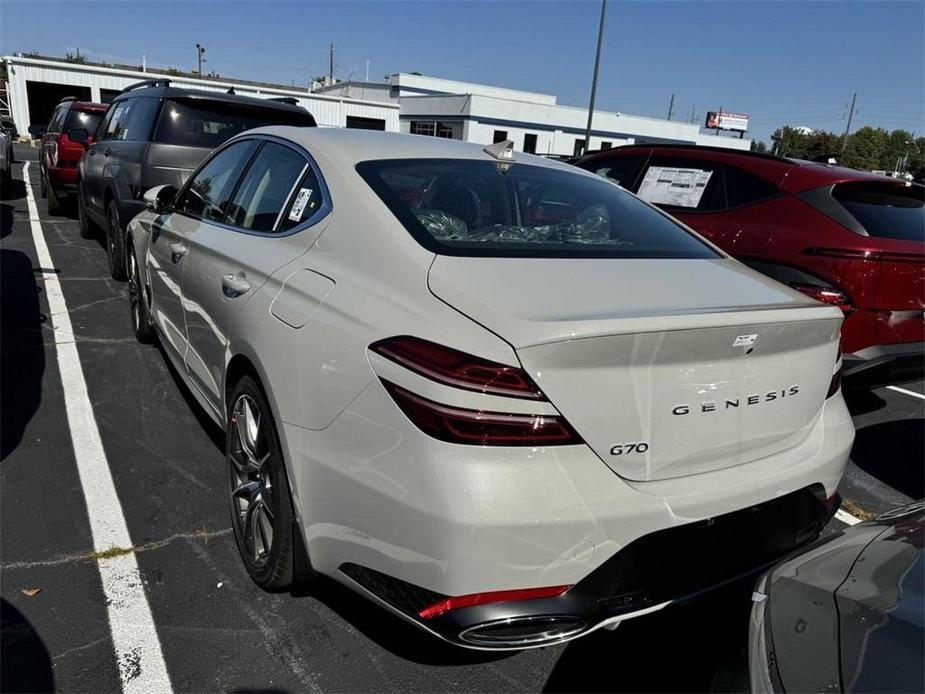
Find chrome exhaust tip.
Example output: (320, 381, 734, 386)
(459, 616, 586, 647)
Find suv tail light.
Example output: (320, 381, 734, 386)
(49, 139, 59, 167)
(381, 382, 582, 446)
(371, 336, 545, 400)
(789, 282, 854, 314)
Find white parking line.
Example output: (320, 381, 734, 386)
(834, 508, 862, 526)
(23, 162, 172, 693)
(886, 385, 925, 401)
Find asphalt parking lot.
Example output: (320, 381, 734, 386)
(1, 142, 922, 693)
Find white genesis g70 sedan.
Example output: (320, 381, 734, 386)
(127, 128, 854, 649)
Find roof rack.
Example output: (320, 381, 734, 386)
(268, 96, 299, 106)
(57, 96, 79, 103)
(119, 79, 171, 95)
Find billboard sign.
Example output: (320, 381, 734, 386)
(705, 111, 749, 133)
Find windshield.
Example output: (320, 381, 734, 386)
(832, 181, 925, 242)
(154, 99, 312, 149)
(356, 159, 719, 258)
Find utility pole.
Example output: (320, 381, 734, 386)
(840, 92, 857, 155)
(142, 54, 146, 73)
(716, 105, 722, 135)
(195, 43, 205, 77)
(690, 104, 696, 124)
(667, 93, 674, 121)
(329, 43, 335, 84)
(582, 0, 607, 156)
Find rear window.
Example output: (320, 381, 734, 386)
(356, 159, 720, 258)
(833, 182, 925, 242)
(154, 99, 311, 149)
(64, 109, 103, 135)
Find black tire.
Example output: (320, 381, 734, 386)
(77, 182, 95, 239)
(106, 201, 127, 281)
(227, 376, 306, 590)
(127, 240, 154, 343)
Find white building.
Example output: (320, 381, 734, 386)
(1, 55, 399, 135)
(317, 72, 752, 155)
(3, 57, 750, 155)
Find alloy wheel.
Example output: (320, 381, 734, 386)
(229, 394, 275, 567)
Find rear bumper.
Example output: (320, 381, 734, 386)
(47, 166, 78, 193)
(281, 380, 854, 649)
(843, 341, 924, 386)
(341, 485, 838, 649)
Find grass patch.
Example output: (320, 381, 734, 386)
(84, 545, 138, 561)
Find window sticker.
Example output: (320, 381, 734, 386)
(288, 188, 314, 222)
(637, 166, 713, 208)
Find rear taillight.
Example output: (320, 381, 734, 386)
(382, 382, 582, 446)
(789, 282, 854, 314)
(371, 336, 545, 400)
(418, 584, 572, 619)
(49, 139, 59, 167)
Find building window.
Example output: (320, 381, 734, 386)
(436, 122, 457, 139)
(523, 133, 537, 154)
(573, 139, 586, 157)
(410, 120, 461, 139)
(347, 115, 386, 130)
(493, 130, 508, 143)
(411, 121, 436, 137)
(601, 141, 612, 150)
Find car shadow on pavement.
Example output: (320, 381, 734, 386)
(0, 598, 54, 693)
(0, 249, 46, 461)
(842, 387, 888, 416)
(543, 579, 754, 693)
(851, 418, 924, 500)
(0, 178, 26, 205)
(297, 576, 514, 667)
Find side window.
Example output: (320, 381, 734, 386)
(112, 98, 160, 142)
(587, 154, 649, 192)
(47, 106, 68, 133)
(636, 157, 726, 212)
(277, 168, 323, 233)
(96, 103, 117, 141)
(724, 165, 779, 208)
(224, 142, 308, 233)
(177, 140, 257, 222)
(103, 102, 128, 141)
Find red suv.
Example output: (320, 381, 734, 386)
(38, 98, 107, 214)
(578, 144, 924, 385)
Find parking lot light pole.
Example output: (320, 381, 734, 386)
(196, 43, 206, 77)
(582, 0, 607, 157)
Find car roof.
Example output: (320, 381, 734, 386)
(579, 143, 910, 193)
(237, 126, 589, 172)
(58, 99, 107, 112)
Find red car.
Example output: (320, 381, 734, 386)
(578, 144, 924, 385)
(38, 98, 107, 214)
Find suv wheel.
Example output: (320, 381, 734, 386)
(227, 376, 302, 590)
(106, 201, 127, 281)
(77, 183, 95, 239)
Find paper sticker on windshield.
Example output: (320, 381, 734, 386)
(637, 166, 713, 209)
(288, 188, 314, 222)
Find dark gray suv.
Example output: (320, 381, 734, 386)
(76, 79, 316, 279)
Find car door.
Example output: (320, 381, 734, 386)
(181, 138, 327, 413)
(41, 104, 68, 177)
(635, 155, 729, 243)
(83, 101, 122, 215)
(147, 139, 259, 366)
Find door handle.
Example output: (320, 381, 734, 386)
(222, 273, 251, 297)
(169, 242, 187, 263)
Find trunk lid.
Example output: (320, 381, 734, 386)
(429, 257, 842, 481)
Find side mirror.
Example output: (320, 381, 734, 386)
(143, 184, 177, 214)
(68, 128, 89, 146)
(28, 124, 47, 138)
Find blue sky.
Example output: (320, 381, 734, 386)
(1, 0, 922, 143)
